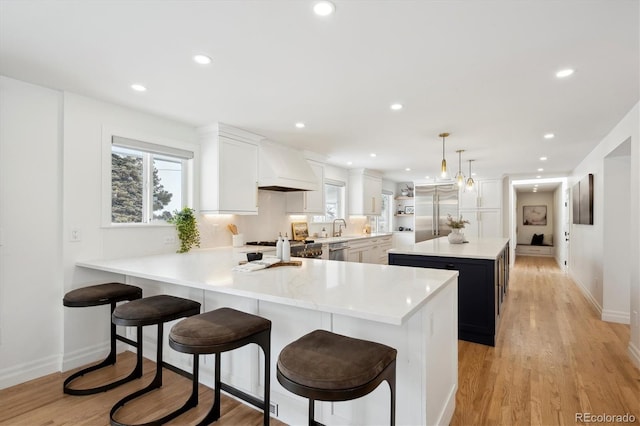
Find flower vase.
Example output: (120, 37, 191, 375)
(448, 228, 465, 244)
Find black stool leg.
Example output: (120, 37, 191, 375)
(195, 353, 221, 426)
(64, 302, 143, 395)
(111, 323, 199, 426)
(261, 331, 271, 426)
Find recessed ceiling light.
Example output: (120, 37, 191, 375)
(193, 54, 212, 65)
(313, 1, 335, 16)
(534, 184, 539, 187)
(346, 161, 353, 166)
(405, 168, 411, 171)
(390, 103, 403, 111)
(424, 175, 430, 179)
(540, 156, 548, 161)
(130, 84, 146, 92)
(472, 172, 477, 176)
(544, 133, 555, 139)
(295, 122, 305, 129)
(538, 168, 544, 172)
(370, 153, 377, 158)
(556, 68, 575, 78)
(536, 175, 542, 179)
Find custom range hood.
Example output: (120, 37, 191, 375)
(258, 140, 318, 192)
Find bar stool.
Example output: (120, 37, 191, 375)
(169, 307, 272, 426)
(109, 294, 201, 426)
(277, 330, 397, 426)
(62, 282, 143, 395)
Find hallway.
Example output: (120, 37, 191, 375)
(452, 256, 639, 425)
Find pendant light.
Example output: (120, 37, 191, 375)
(439, 132, 450, 178)
(454, 149, 465, 187)
(466, 159, 475, 191)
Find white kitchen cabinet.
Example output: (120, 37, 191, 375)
(199, 123, 261, 214)
(349, 169, 383, 215)
(346, 238, 370, 263)
(368, 235, 392, 264)
(459, 209, 502, 239)
(459, 178, 503, 209)
(286, 161, 324, 213)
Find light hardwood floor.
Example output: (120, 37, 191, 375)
(451, 256, 640, 425)
(1, 256, 638, 425)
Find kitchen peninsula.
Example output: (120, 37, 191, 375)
(78, 248, 459, 426)
(389, 237, 510, 346)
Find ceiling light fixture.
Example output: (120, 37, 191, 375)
(130, 84, 147, 92)
(390, 103, 403, 111)
(466, 160, 475, 191)
(556, 68, 575, 78)
(405, 168, 411, 171)
(536, 175, 542, 178)
(313, 1, 335, 16)
(454, 150, 465, 187)
(193, 54, 212, 65)
(540, 156, 548, 161)
(295, 122, 305, 129)
(544, 133, 555, 139)
(425, 175, 431, 179)
(538, 168, 544, 172)
(347, 161, 353, 166)
(370, 153, 377, 158)
(438, 132, 450, 178)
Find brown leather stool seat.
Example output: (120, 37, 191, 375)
(169, 308, 272, 426)
(277, 330, 397, 426)
(109, 295, 201, 426)
(62, 283, 143, 395)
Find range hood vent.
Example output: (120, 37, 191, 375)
(258, 140, 318, 192)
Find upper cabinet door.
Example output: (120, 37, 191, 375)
(219, 137, 258, 213)
(349, 169, 383, 215)
(199, 124, 260, 215)
(459, 178, 503, 209)
(286, 161, 324, 213)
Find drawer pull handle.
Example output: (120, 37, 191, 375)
(446, 263, 456, 269)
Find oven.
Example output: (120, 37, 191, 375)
(328, 241, 349, 261)
(290, 242, 323, 259)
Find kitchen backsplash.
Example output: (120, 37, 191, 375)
(198, 190, 372, 248)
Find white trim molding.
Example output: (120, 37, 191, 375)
(0, 354, 61, 390)
(629, 342, 640, 370)
(601, 309, 630, 324)
(569, 272, 603, 317)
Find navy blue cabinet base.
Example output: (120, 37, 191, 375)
(389, 243, 509, 346)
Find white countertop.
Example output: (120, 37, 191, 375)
(77, 247, 457, 326)
(389, 236, 510, 260)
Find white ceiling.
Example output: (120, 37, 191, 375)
(1, 1, 638, 183)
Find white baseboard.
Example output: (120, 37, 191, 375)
(438, 384, 457, 426)
(61, 341, 122, 372)
(569, 272, 603, 316)
(601, 309, 630, 324)
(629, 342, 640, 371)
(0, 354, 61, 390)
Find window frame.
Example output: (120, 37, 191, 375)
(102, 128, 195, 227)
(312, 179, 346, 224)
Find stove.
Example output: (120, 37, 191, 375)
(246, 240, 323, 258)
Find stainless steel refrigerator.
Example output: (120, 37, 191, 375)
(414, 184, 459, 243)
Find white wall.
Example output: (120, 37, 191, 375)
(602, 145, 631, 324)
(516, 192, 554, 246)
(0, 76, 64, 387)
(552, 185, 567, 269)
(569, 102, 639, 369)
(61, 92, 199, 370)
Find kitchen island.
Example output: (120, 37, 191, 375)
(389, 237, 510, 346)
(78, 247, 458, 426)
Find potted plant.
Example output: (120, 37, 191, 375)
(167, 207, 201, 253)
(446, 214, 469, 244)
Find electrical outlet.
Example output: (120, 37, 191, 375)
(70, 228, 81, 242)
(163, 236, 176, 245)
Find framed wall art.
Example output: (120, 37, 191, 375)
(523, 205, 547, 226)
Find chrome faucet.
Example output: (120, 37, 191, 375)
(333, 219, 347, 237)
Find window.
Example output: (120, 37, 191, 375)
(110, 136, 193, 224)
(313, 180, 345, 223)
